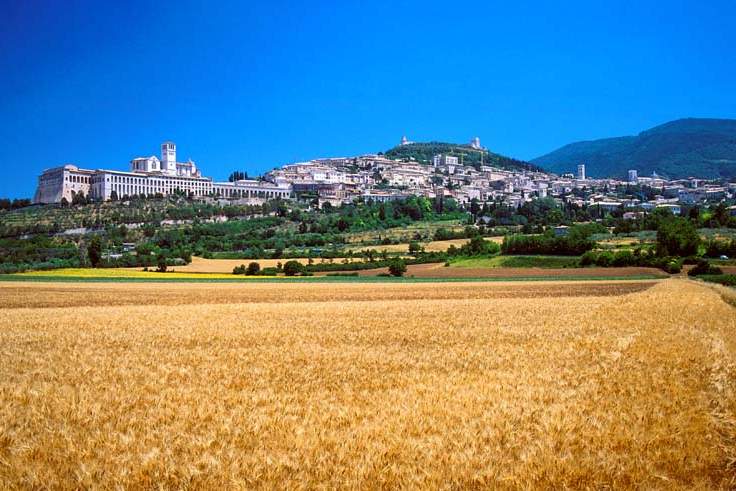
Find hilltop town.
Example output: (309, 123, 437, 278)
(32, 136, 736, 216)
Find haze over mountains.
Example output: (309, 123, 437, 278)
(532, 118, 736, 180)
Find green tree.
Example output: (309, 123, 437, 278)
(274, 200, 288, 218)
(283, 260, 304, 276)
(712, 202, 729, 227)
(687, 205, 700, 222)
(246, 262, 261, 275)
(336, 218, 349, 232)
(157, 254, 168, 273)
(388, 258, 407, 277)
(72, 191, 88, 206)
(408, 240, 424, 255)
(656, 217, 700, 257)
(469, 198, 481, 217)
(460, 235, 501, 256)
(87, 236, 102, 267)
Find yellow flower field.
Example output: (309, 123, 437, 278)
(14, 267, 274, 280)
(0, 278, 734, 488)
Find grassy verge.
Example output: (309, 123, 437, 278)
(698, 274, 736, 287)
(710, 258, 736, 267)
(450, 255, 581, 269)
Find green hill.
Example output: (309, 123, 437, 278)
(532, 118, 736, 179)
(385, 142, 543, 172)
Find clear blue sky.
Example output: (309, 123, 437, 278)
(2, 0, 735, 198)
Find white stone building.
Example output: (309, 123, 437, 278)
(33, 165, 95, 203)
(432, 154, 459, 169)
(34, 142, 291, 204)
(577, 164, 586, 180)
(129, 142, 201, 177)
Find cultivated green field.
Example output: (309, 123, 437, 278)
(450, 255, 580, 269)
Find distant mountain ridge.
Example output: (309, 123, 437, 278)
(532, 118, 736, 179)
(385, 141, 543, 173)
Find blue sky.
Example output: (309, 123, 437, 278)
(1, 0, 735, 198)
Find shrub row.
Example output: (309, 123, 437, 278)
(0, 258, 80, 274)
(447, 235, 501, 256)
(704, 239, 736, 258)
(304, 252, 447, 273)
(232, 260, 313, 276)
(580, 250, 682, 273)
(698, 274, 736, 287)
(501, 234, 594, 256)
(232, 262, 262, 276)
(687, 259, 723, 277)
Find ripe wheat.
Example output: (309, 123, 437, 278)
(0, 279, 733, 489)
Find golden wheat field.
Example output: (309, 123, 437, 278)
(1, 278, 735, 489)
(346, 237, 504, 254)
